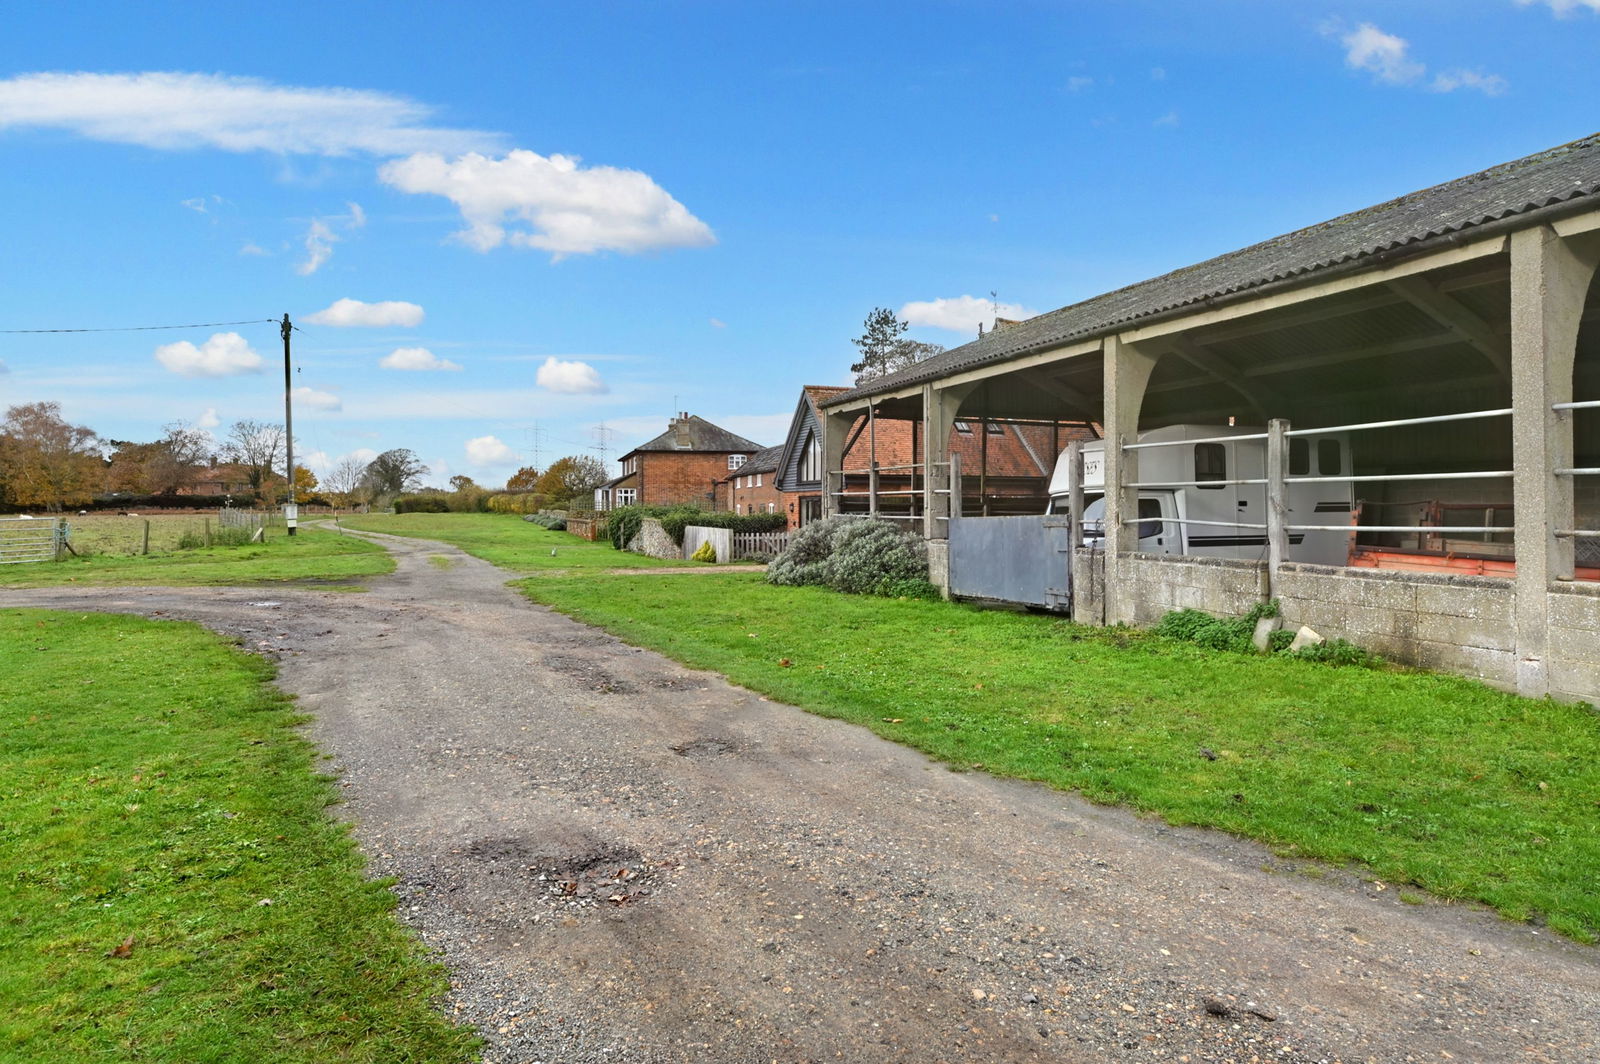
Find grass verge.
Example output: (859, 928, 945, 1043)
(517, 571, 1600, 943)
(0, 609, 477, 1063)
(336, 512, 688, 571)
(0, 524, 392, 589)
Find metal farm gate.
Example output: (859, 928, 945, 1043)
(947, 515, 1074, 610)
(0, 517, 68, 564)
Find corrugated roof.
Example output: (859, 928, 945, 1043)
(827, 132, 1600, 407)
(623, 414, 763, 456)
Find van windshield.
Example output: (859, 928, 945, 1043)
(1050, 494, 1165, 540)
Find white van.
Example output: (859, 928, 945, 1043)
(1046, 424, 1355, 566)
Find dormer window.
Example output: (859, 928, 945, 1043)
(728, 454, 747, 470)
(954, 421, 973, 434)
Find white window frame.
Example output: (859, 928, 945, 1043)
(728, 454, 747, 470)
(617, 487, 637, 506)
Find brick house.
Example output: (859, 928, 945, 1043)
(720, 445, 784, 515)
(770, 385, 1096, 528)
(594, 413, 764, 510)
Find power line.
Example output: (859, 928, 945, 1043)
(0, 318, 278, 334)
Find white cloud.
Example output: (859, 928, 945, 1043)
(900, 295, 1039, 334)
(297, 219, 337, 275)
(239, 242, 268, 256)
(535, 356, 607, 394)
(180, 196, 208, 213)
(293, 385, 342, 411)
(296, 203, 365, 275)
(1327, 21, 1506, 95)
(1431, 69, 1509, 96)
(305, 298, 424, 327)
(0, 71, 500, 156)
(1066, 76, 1094, 92)
(1337, 22, 1426, 84)
(1517, 0, 1600, 14)
(465, 434, 515, 466)
(380, 346, 461, 371)
(709, 317, 727, 329)
(154, 332, 263, 377)
(196, 407, 220, 429)
(378, 149, 716, 257)
(1153, 111, 1179, 127)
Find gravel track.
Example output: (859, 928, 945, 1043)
(6, 529, 1597, 1063)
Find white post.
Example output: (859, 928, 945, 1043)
(1266, 418, 1290, 599)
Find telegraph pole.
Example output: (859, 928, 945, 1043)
(281, 313, 297, 536)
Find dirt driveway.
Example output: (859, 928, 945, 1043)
(6, 529, 1596, 1063)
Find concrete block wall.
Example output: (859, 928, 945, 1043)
(1547, 582, 1600, 703)
(1276, 563, 1517, 688)
(1124, 554, 1267, 625)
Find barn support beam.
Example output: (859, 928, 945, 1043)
(1509, 225, 1600, 696)
(821, 404, 852, 520)
(922, 381, 977, 541)
(1102, 335, 1161, 626)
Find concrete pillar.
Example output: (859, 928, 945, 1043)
(1509, 226, 1600, 695)
(922, 382, 976, 540)
(1266, 418, 1290, 599)
(821, 406, 851, 519)
(1102, 335, 1161, 625)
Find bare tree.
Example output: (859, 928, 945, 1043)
(224, 420, 287, 504)
(144, 422, 214, 494)
(323, 454, 372, 509)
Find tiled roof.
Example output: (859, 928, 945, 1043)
(827, 132, 1600, 406)
(624, 414, 763, 456)
(734, 444, 783, 477)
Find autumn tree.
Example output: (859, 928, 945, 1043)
(0, 402, 102, 510)
(505, 465, 540, 492)
(105, 423, 213, 495)
(849, 307, 945, 384)
(533, 454, 606, 507)
(448, 474, 479, 493)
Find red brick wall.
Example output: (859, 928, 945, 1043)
(728, 473, 783, 516)
(641, 452, 745, 507)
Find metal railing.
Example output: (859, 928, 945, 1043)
(1552, 398, 1599, 551)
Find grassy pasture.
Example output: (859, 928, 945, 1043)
(0, 609, 478, 1062)
(335, 511, 690, 571)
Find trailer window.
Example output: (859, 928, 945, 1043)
(1317, 439, 1342, 475)
(1289, 439, 1310, 475)
(1137, 498, 1165, 540)
(1194, 443, 1226, 488)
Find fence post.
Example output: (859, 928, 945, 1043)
(205, 518, 212, 547)
(142, 519, 151, 556)
(56, 517, 67, 561)
(1266, 418, 1290, 600)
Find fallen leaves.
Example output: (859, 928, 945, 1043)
(107, 935, 135, 959)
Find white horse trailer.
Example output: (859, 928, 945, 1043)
(1046, 424, 1355, 566)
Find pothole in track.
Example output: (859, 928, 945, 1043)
(464, 837, 666, 911)
(670, 737, 744, 759)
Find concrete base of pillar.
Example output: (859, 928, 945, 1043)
(926, 540, 950, 598)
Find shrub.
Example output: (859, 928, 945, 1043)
(606, 505, 651, 550)
(766, 517, 930, 598)
(521, 511, 568, 531)
(826, 518, 928, 595)
(690, 539, 717, 562)
(394, 494, 449, 514)
(176, 526, 254, 550)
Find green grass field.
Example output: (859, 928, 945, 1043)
(0, 609, 478, 1063)
(0, 523, 392, 589)
(336, 511, 690, 571)
(518, 571, 1600, 943)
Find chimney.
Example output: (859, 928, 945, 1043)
(673, 412, 693, 448)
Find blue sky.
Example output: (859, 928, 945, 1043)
(2, 0, 1597, 488)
